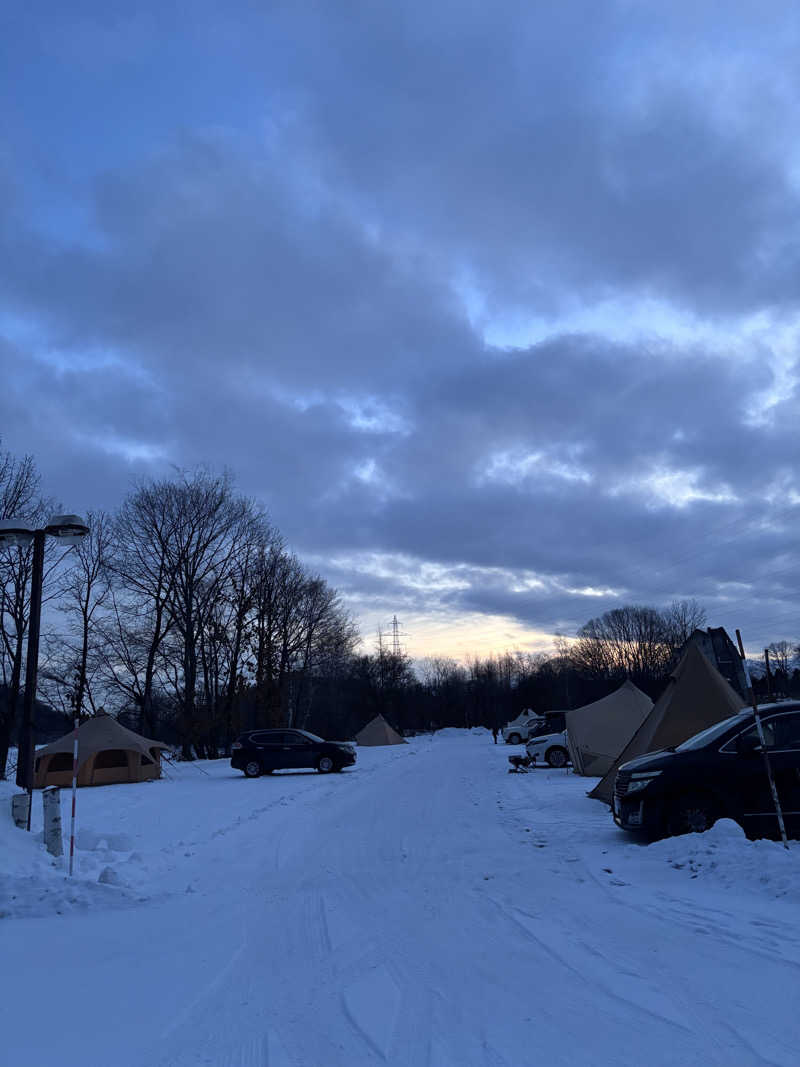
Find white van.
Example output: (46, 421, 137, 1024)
(525, 730, 570, 768)
(502, 710, 568, 745)
(501, 711, 538, 744)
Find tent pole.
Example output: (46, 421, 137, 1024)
(736, 630, 788, 849)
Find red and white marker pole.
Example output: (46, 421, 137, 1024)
(68, 717, 79, 876)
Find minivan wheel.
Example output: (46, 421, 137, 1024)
(317, 755, 335, 773)
(546, 747, 568, 768)
(667, 795, 717, 836)
(244, 760, 262, 778)
(507, 733, 522, 745)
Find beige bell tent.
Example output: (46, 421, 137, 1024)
(590, 643, 746, 804)
(33, 711, 170, 788)
(565, 680, 653, 777)
(355, 714, 407, 746)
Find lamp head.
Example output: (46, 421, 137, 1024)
(45, 514, 90, 546)
(0, 519, 35, 548)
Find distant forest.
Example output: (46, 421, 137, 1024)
(0, 444, 797, 778)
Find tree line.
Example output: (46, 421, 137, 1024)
(0, 452, 357, 778)
(2, 443, 799, 780)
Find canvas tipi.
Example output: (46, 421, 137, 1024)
(33, 711, 170, 788)
(355, 714, 407, 746)
(565, 680, 653, 777)
(590, 643, 745, 804)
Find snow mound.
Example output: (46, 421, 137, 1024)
(642, 819, 799, 898)
(0, 784, 142, 919)
(434, 727, 490, 738)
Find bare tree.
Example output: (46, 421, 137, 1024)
(570, 603, 698, 682)
(42, 510, 113, 719)
(287, 577, 358, 729)
(0, 449, 56, 778)
(155, 471, 252, 757)
(767, 640, 794, 678)
(663, 599, 707, 648)
(99, 481, 181, 735)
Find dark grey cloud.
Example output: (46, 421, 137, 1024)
(2, 1, 800, 655)
(243, 1, 800, 317)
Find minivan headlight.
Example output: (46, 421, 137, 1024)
(626, 771, 662, 794)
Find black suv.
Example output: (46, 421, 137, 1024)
(613, 702, 800, 840)
(231, 729, 357, 777)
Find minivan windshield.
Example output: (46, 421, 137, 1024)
(528, 721, 551, 739)
(675, 710, 752, 752)
(298, 730, 325, 743)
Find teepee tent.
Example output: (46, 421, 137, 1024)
(590, 643, 745, 804)
(565, 680, 653, 777)
(355, 714, 407, 746)
(33, 711, 170, 788)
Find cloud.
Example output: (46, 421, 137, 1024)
(2, 1, 800, 655)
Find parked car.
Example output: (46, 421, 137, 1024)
(612, 702, 800, 840)
(231, 729, 357, 777)
(525, 729, 571, 768)
(503, 711, 567, 745)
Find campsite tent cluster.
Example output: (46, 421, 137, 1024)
(556, 643, 746, 802)
(31, 644, 740, 797)
(32, 711, 405, 790)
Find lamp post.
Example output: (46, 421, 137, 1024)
(0, 514, 90, 826)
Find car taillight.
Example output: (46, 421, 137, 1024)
(232, 741, 243, 750)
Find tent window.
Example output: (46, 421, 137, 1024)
(140, 753, 154, 766)
(93, 749, 129, 769)
(47, 752, 74, 773)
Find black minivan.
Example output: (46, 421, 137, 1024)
(232, 729, 357, 777)
(613, 702, 800, 840)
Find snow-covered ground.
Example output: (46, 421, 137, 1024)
(2, 731, 799, 1065)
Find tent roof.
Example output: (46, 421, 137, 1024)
(355, 714, 407, 746)
(36, 712, 169, 762)
(565, 680, 653, 776)
(589, 643, 745, 804)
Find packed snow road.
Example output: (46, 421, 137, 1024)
(3, 732, 800, 1066)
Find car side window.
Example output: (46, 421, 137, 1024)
(251, 731, 279, 745)
(737, 720, 777, 749)
(285, 732, 308, 746)
(771, 713, 800, 750)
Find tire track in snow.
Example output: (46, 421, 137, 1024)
(570, 860, 800, 1065)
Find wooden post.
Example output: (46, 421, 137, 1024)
(42, 786, 63, 858)
(736, 630, 788, 849)
(11, 793, 30, 829)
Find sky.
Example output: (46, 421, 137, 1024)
(2, 1, 800, 660)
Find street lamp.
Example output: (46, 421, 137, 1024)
(0, 514, 90, 824)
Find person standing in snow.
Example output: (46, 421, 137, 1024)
(492, 724, 499, 744)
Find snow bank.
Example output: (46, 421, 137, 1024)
(635, 818, 799, 898)
(0, 782, 142, 919)
(433, 726, 490, 738)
